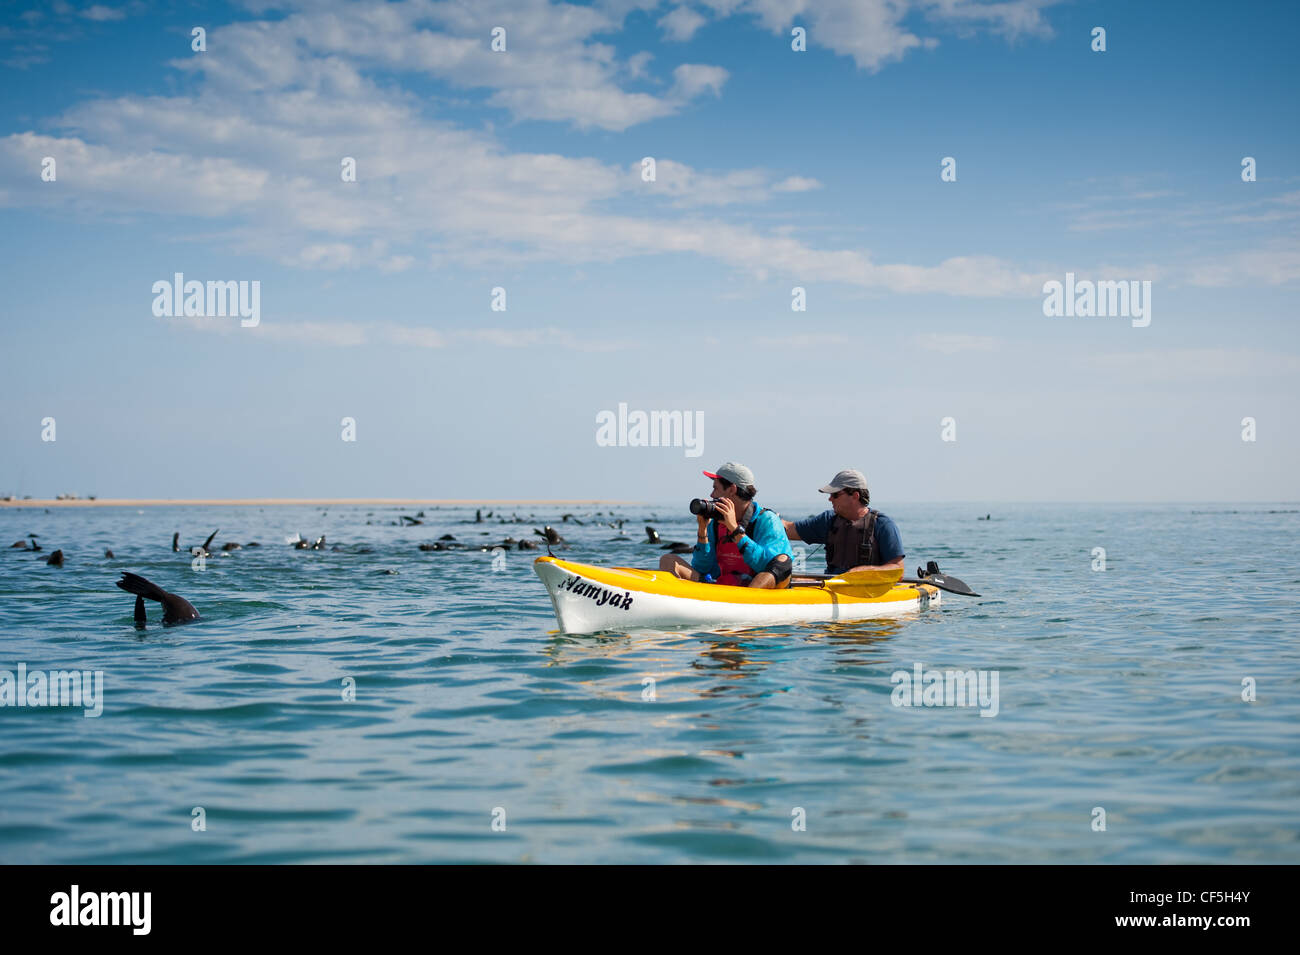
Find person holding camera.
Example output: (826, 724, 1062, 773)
(658, 462, 793, 589)
(782, 469, 904, 576)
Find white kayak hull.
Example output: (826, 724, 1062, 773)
(534, 556, 939, 635)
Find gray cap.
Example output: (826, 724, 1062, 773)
(703, 461, 756, 487)
(818, 469, 868, 493)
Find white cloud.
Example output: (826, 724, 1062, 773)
(168, 0, 727, 132)
(636, 159, 820, 206)
(659, 6, 709, 41)
(1059, 187, 1300, 236)
(234, 320, 625, 351)
(80, 5, 125, 21)
(1185, 242, 1300, 287)
(0, 0, 1068, 299)
(772, 175, 820, 193)
(625, 50, 654, 79)
(251, 320, 372, 347)
(668, 63, 729, 99)
(703, 0, 1057, 71)
(1076, 347, 1300, 381)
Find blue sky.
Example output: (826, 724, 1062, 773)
(1, 0, 1297, 503)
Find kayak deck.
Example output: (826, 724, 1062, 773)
(534, 555, 939, 634)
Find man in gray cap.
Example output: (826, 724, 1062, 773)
(659, 461, 793, 588)
(782, 470, 904, 576)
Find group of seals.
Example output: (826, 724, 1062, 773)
(18, 509, 644, 632)
(9, 535, 67, 564)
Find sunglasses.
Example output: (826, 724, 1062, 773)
(830, 489, 851, 499)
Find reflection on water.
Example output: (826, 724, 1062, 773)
(799, 617, 904, 655)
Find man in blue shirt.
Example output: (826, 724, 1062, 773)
(782, 469, 904, 576)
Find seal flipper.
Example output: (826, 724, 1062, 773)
(117, 571, 169, 603)
(116, 571, 200, 625)
(133, 594, 147, 629)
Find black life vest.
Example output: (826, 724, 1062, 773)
(825, 509, 880, 572)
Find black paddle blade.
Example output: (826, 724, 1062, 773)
(903, 574, 980, 597)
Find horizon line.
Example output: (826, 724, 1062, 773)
(0, 499, 642, 508)
(2, 498, 1297, 509)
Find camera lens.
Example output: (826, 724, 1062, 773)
(689, 498, 718, 518)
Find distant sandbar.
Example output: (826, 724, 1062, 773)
(0, 498, 635, 508)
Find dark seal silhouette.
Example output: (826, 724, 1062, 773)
(194, 529, 219, 557)
(116, 572, 199, 626)
(45, 549, 64, 566)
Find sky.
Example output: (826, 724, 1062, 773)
(0, 0, 1297, 503)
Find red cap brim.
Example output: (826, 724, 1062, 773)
(702, 471, 719, 479)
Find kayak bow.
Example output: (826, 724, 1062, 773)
(534, 555, 939, 634)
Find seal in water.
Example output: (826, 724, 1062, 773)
(115, 572, 199, 626)
(194, 529, 219, 557)
(46, 549, 64, 566)
(172, 532, 180, 553)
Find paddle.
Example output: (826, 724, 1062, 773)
(899, 574, 979, 596)
(792, 565, 902, 597)
(795, 563, 980, 597)
(907, 561, 979, 596)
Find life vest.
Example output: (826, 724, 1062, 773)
(825, 509, 880, 572)
(714, 504, 767, 586)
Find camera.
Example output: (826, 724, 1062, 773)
(689, 498, 721, 519)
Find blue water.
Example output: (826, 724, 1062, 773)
(0, 502, 1296, 863)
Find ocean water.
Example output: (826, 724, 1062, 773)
(0, 502, 1296, 864)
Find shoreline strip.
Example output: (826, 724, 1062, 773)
(0, 499, 639, 508)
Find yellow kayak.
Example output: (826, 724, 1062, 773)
(534, 556, 939, 634)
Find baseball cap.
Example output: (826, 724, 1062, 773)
(818, 469, 868, 493)
(702, 461, 756, 486)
